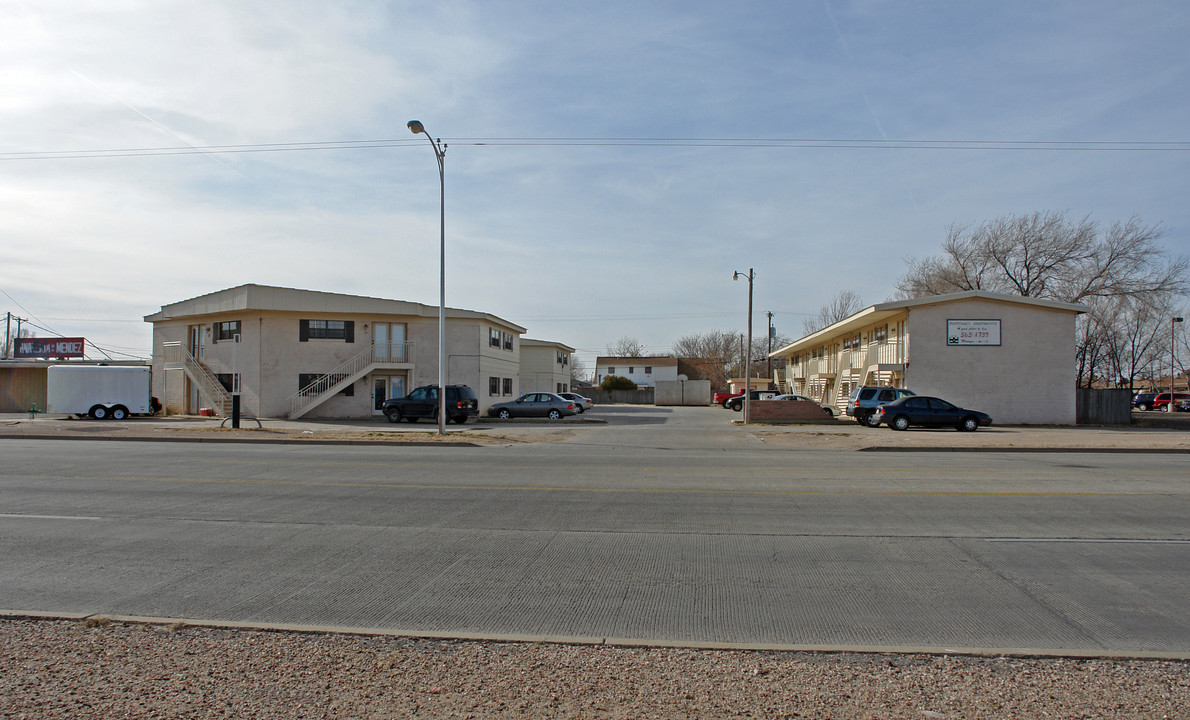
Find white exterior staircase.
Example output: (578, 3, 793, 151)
(162, 341, 234, 416)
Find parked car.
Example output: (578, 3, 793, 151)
(874, 395, 992, 432)
(1150, 392, 1190, 412)
(556, 392, 593, 413)
(771, 394, 837, 416)
(846, 386, 916, 427)
(383, 385, 479, 424)
(714, 390, 742, 407)
(488, 392, 578, 420)
(726, 390, 778, 411)
(1132, 392, 1159, 411)
(1178, 398, 1190, 412)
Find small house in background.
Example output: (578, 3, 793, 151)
(593, 356, 679, 387)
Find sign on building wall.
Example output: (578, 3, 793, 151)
(15, 337, 86, 358)
(946, 320, 1001, 346)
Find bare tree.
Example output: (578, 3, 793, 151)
(569, 356, 589, 387)
(803, 291, 863, 335)
(1101, 292, 1174, 391)
(672, 330, 738, 389)
(605, 336, 646, 357)
(897, 212, 1187, 304)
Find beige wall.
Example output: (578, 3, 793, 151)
(905, 298, 1077, 424)
(520, 345, 570, 393)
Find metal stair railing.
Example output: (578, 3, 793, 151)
(288, 343, 404, 419)
(162, 341, 234, 415)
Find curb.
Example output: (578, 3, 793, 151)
(0, 433, 481, 447)
(5, 611, 1189, 661)
(858, 446, 1190, 453)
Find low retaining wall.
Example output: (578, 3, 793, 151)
(747, 400, 840, 424)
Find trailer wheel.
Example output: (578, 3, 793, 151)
(88, 405, 108, 419)
(110, 406, 128, 420)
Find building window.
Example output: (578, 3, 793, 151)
(213, 321, 241, 342)
(300, 319, 353, 342)
(557, 383, 568, 393)
(874, 325, 888, 343)
(490, 328, 501, 348)
(502, 332, 513, 350)
(608, 366, 615, 375)
(557, 351, 568, 365)
(502, 378, 513, 395)
(215, 373, 240, 393)
(489, 377, 500, 395)
(645, 366, 652, 374)
(298, 373, 354, 396)
(628, 366, 635, 374)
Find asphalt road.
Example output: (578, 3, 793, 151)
(1, 406, 1188, 655)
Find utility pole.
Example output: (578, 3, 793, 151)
(4, 312, 10, 359)
(766, 311, 774, 381)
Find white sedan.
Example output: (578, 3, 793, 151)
(557, 392, 593, 413)
(771, 394, 838, 416)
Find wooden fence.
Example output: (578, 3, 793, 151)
(1075, 388, 1132, 425)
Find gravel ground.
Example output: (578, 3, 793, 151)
(2, 618, 1187, 719)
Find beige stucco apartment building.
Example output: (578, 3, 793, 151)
(144, 285, 529, 419)
(593, 357, 679, 387)
(519, 338, 575, 394)
(769, 291, 1086, 424)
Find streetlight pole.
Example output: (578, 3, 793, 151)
(1172, 317, 1183, 412)
(407, 120, 448, 435)
(733, 269, 755, 424)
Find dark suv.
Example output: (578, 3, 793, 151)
(383, 385, 479, 424)
(846, 386, 916, 427)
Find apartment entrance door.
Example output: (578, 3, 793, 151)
(372, 323, 407, 362)
(372, 374, 407, 416)
(187, 325, 206, 413)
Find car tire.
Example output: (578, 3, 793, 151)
(1136, 403, 1149, 411)
(451, 415, 468, 425)
(385, 409, 402, 423)
(854, 414, 867, 426)
(865, 412, 882, 428)
(821, 407, 833, 417)
(959, 416, 979, 432)
(731, 403, 742, 412)
(497, 409, 512, 419)
(575, 406, 584, 413)
(88, 405, 108, 419)
(110, 406, 128, 420)
(891, 415, 910, 431)
(548, 409, 562, 420)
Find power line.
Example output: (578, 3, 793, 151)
(2, 137, 1188, 161)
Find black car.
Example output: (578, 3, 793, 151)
(725, 390, 777, 411)
(875, 395, 992, 432)
(1132, 392, 1159, 411)
(382, 385, 478, 424)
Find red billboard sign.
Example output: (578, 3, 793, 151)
(15, 337, 86, 359)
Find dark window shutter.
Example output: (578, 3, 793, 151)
(345, 321, 355, 343)
(299, 320, 309, 342)
(211, 323, 218, 344)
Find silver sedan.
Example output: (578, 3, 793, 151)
(487, 392, 579, 420)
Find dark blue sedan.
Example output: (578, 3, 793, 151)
(874, 395, 992, 432)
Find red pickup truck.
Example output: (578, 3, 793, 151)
(713, 391, 742, 407)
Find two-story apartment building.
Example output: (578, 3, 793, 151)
(519, 338, 575, 394)
(144, 284, 528, 418)
(769, 290, 1086, 424)
(593, 356, 679, 387)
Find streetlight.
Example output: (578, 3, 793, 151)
(407, 119, 448, 435)
(1171, 317, 1183, 412)
(733, 268, 755, 424)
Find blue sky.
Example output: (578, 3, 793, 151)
(2, 0, 1187, 370)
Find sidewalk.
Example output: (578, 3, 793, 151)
(0, 410, 1186, 451)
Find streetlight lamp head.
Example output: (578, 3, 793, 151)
(407, 120, 426, 134)
(733, 271, 740, 281)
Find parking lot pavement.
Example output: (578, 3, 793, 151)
(1, 406, 1188, 451)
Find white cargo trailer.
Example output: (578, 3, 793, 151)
(47, 365, 157, 419)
